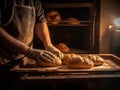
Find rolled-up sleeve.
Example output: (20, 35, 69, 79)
(35, 0, 47, 23)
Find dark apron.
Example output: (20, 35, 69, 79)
(0, 0, 35, 67)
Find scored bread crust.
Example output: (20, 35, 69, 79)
(62, 54, 94, 69)
(87, 55, 104, 66)
(62, 54, 73, 65)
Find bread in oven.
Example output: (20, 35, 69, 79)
(46, 10, 61, 25)
(65, 17, 80, 25)
(55, 43, 70, 53)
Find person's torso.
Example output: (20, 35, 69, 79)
(1, 0, 35, 25)
(0, 0, 35, 64)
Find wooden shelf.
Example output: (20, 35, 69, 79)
(47, 20, 92, 26)
(42, 1, 98, 53)
(48, 24, 90, 27)
(43, 3, 94, 8)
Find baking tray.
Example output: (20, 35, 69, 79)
(10, 54, 120, 75)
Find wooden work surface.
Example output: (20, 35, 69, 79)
(9, 54, 120, 90)
(10, 54, 120, 75)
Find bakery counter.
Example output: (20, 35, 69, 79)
(10, 54, 120, 74)
(10, 54, 120, 90)
(11, 72, 120, 90)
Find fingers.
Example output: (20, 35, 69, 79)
(26, 48, 62, 66)
(36, 50, 62, 66)
(41, 52, 54, 63)
(60, 53, 64, 59)
(44, 51, 56, 59)
(45, 45, 63, 59)
(51, 50, 63, 59)
(38, 51, 57, 63)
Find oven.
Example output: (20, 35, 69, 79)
(9, 1, 120, 90)
(33, 0, 100, 54)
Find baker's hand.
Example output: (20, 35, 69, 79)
(25, 48, 61, 63)
(45, 44, 64, 59)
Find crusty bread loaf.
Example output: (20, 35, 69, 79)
(62, 54, 73, 65)
(55, 43, 70, 53)
(46, 10, 61, 25)
(20, 56, 62, 68)
(65, 17, 80, 25)
(87, 55, 104, 66)
(62, 54, 94, 69)
(19, 57, 39, 68)
(36, 55, 62, 67)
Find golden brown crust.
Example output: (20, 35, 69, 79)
(65, 17, 80, 25)
(62, 54, 94, 69)
(62, 54, 73, 65)
(46, 10, 61, 25)
(55, 43, 70, 53)
(87, 55, 104, 66)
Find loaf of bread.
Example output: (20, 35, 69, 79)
(55, 43, 70, 53)
(20, 56, 62, 68)
(46, 10, 61, 25)
(19, 57, 39, 68)
(36, 55, 62, 67)
(62, 54, 94, 69)
(65, 17, 80, 25)
(62, 54, 73, 65)
(87, 55, 104, 66)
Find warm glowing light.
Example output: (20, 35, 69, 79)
(108, 25, 113, 29)
(114, 18, 120, 27)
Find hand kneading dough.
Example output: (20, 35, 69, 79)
(87, 55, 104, 66)
(19, 57, 38, 68)
(20, 56, 62, 68)
(36, 56, 62, 67)
(62, 54, 94, 69)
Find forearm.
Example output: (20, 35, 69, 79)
(35, 22, 52, 47)
(34, 23, 63, 59)
(0, 27, 29, 55)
